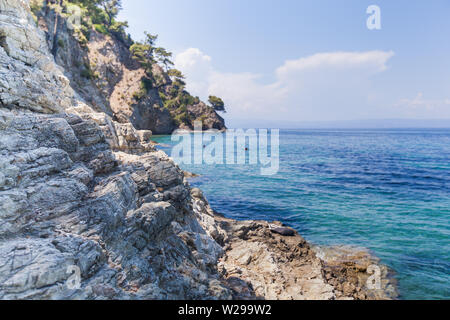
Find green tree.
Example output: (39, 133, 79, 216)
(155, 47, 174, 71)
(130, 32, 158, 75)
(167, 69, 185, 82)
(208, 95, 226, 112)
(99, 0, 122, 27)
(167, 69, 186, 92)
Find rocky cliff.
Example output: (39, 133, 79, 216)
(0, 0, 230, 299)
(0, 0, 396, 300)
(32, 0, 225, 134)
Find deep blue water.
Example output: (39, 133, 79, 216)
(153, 129, 450, 300)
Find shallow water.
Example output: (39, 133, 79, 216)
(153, 129, 450, 300)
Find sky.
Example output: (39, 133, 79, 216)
(119, 0, 450, 128)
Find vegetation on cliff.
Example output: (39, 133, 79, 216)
(0, 0, 398, 300)
(30, 0, 226, 132)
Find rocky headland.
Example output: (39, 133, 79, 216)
(0, 0, 397, 299)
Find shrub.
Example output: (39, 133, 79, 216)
(132, 77, 153, 101)
(174, 112, 190, 126)
(197, 115, 208, 123)
(30, 0, 43, 16)
(94, 23, 109, 35)
(81, 68, 92, 79)
(80, 62, 98, 79)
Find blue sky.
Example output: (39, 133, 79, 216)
(119, 0, 450, 127)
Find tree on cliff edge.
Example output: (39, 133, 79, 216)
(130, 32, 176, 82)
(130, 32, 158, 75)
(155, 47, 174, 71)
(208, 96, 226, 112)
(99, 0, 122, 27)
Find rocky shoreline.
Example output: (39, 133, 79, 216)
(190, 189, 398, 300)
(0, 0, 397, 300)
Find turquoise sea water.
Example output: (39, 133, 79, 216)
(153, 129, 450, 300)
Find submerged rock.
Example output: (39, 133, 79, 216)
(268, 224, 296, 237)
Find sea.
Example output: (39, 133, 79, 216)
(152, 129, 450, 300)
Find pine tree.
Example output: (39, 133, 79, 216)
(208, 96, 226, 112)
(130, 32, 159, 74)
(155, 47, 174, 71)
(99, 0, 122, 27)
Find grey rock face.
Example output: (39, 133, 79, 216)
(0, 107, 233, 299)
(0, 0, 77, 113)
(0, 0, 232, 299)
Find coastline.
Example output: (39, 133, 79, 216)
(0, 0, 402, 300)
(155, 140, 399, 300)
(190, 187, 398, 300)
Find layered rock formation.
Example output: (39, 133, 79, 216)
(0, 0, 230, 299)
(0, 0, 397, 300)
(0, 0, 77, 113)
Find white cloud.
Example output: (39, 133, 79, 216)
(175, 48, 396, 125)
(174, 48, 212, 73)
(396, 92, 450, 110)
(276, 51, 394, 78)
(394, 92, 450, 118)
(174, 48, 213, 96)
